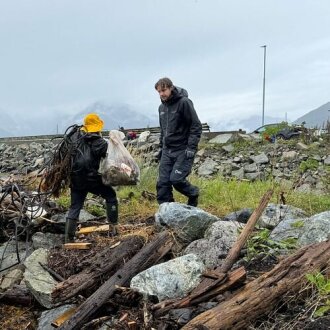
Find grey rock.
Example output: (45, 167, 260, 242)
(224, 208, 253, 223)
(296, 142, 309, 150)
(312, 155, 322, 162)
(51, 209, 96, 223)
(233, 156, 242, 163)
(244, 163, 258, 173)
(270, 217, 309, 242)
(245, 172, 262, 181)
(130, 254, 205, 301)
(232, 167, 244, 180)
(281, 151, 297, 160)
(37, 304, 76, 330)
(324, 155, 330, 165)
(209, 134, 233, 144)
(24, 248, 58, 308)
(298, 211, 330, 246)
(32, 232, 64, 250)
(198, 158, 218, 176)
(222, 144, 234, 152)
(250, 153, 269, 164)
(258, 203, 308, 229)
(155, 202, 219, 243)
(295, 183, 312, 193)
(0, 268, 24, 290)
(185, 221, 242, 268)
(0, 241, 32, 275)
(169, 308, 193, 325)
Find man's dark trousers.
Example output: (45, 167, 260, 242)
(157, 148, 199, 204)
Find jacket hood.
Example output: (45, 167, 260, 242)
(82, 132, 102, 141)
(162, 86, 188, 105)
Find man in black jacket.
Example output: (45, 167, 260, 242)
(155, 77, 202, 206)
(65, 113, 118, 242)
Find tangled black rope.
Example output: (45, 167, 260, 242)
(40, 124, 83, 197)
(0, 183, 49, 272)
(0, 125, 83, 272)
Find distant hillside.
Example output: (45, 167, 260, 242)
(293, 102, 330, 128)
(0, 102, 158, 137)
(59, 101, 158, 133)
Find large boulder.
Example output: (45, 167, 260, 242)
(130, 254, 205, 302)
(208, 134, 233, 144)
(269, 217, 310, 242)
(155, 203, 219, 243)
(258, 203, 308, 229)
(185, 220, 242, 268)
(23, 248, 58, 308)
(298, 211, 330, 246)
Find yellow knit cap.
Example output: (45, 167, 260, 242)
(82, 113, 104, 133)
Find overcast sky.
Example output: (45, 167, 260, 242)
(0, 0, 329, 128)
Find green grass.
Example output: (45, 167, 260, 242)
(56, 166, 330, 221)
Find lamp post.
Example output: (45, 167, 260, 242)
(261, 45, 267, 126)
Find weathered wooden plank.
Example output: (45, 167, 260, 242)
(63, 243, 92, 250)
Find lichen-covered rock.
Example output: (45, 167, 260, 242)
(298, 211, 330, 246)
(23, 248, 58, 309)
(184, 220, 242, 268)
(130, 254, 205, 301)
(258, 203, 308, 229)
(155, 202, 219, 243)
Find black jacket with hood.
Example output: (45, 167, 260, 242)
(70, 131, 107, 189)
(158, 86, 202, 152)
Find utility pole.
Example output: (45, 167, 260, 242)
(261, 45, 267, 126)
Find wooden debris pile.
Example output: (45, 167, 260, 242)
(1, 188, 330, 330)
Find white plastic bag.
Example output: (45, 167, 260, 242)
(99, 130, 140, 186)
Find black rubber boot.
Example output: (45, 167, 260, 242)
(106, 203, 119, 236)
(65, 218, 78, 243)
(187, 195, 199, 207)
(106, 202, 118, 224)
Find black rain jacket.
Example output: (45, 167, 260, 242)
(158, 86, 202, 152)
(70, 132, 108, 189)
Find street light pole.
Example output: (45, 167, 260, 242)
(261, 45, 267, 126)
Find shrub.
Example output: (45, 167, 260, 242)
(299, 159, 319, 173)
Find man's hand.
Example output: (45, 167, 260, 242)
(156, 149, 162, 161)
(185, 149, 195, 159)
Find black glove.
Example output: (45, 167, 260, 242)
(156, 149, 162, 161)
(185, 149, 195, 159)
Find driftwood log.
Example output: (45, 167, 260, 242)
(154, 189, 273, 316)
(59, 230, 174, 330)
(153, 266, 246, 317)
(0, 285, 33, 306)
(183, 239, 330, 330)
(52, 235, 144, 302)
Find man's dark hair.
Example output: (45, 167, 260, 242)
(155, 77, 173, 90)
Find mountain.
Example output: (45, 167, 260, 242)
(293, 102, 330, 128)
(0, 102, 158, 137)
(60, 101, 158, 132)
